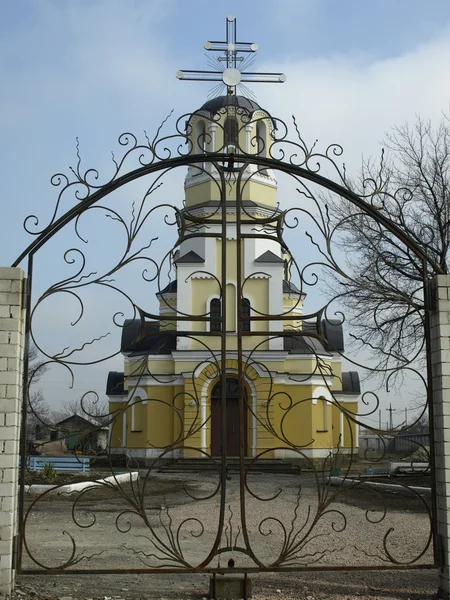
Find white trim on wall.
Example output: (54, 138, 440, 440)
(127, 376, 184, 386)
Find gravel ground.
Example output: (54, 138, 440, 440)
(14, 568, 440, 600)
(16, 472, 439, 599)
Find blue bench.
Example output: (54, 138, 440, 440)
(23, 456, 90, 473)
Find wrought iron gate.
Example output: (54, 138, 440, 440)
(14, 98, 439, 577)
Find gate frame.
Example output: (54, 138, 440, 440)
(2, 141, 447, 595)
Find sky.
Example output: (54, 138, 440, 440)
(2, 0, 450, 427)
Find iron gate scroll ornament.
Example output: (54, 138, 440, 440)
(14, 16, 439, 577)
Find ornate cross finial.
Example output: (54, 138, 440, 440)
(176, 15, 286, 96)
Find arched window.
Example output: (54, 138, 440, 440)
(256, 121, 266, 157)
(131, 397, 143, 432)
(196, 120, 206, 153)
(241, 298, 251, 332)
(315, 397, 328, 432)
(224, 117, 238, 150)
(210, 298, 222, 332)
(194, 120, 206, 172)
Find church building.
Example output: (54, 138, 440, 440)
(106, 93, 360, 465)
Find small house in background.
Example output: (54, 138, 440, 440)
(50, 414, 108, 454)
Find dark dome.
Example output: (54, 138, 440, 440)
(199, 95, 264, 115)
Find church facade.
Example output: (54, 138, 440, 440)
(107, 95, 360, 463)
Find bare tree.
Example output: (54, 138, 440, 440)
(329, 115, 450, 372)
(27, 344, 50, 439)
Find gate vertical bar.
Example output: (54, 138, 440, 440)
(17, 254, 33, 572)
(423, 263, 438, 564)
(219, 166, 228, 532)
(236, 168, 252, 563)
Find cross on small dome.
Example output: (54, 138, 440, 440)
(176, 15, 286, 99)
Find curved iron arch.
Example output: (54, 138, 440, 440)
(12, 152, 444, 274)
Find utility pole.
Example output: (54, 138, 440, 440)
(379, 409, 382, 430)
(405, 407, 408, 427)
(386, 404, 394, 430)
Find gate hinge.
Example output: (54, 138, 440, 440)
(427, 279, 437, 313)
(21, 278, 29, 311)
(437, 533, 446, 568)
(12, 535, 19, 570)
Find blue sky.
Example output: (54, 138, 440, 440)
(1, 0, 450, 423)
(2, 0, 450, 267)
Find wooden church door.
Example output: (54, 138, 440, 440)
(211, 378, 247, 457)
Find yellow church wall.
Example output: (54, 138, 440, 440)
(109, 402, 125, 448)
(145, 386, 176, 449)
(146, 358, 175, 375)
(172, 384, 185, 448)
(226, 283, 236, 332)
(182, 377, 202, 455)
(282, 296, 302, 330)
(241, 180, 276, 205)
(185, 178, 277, 208)
(125, 358, 176, 378)
(270, 385, 313, 450)
(118, 365, 357, 457)
(159, 310, 177, 331)
(311, 398, 335, 449)
(254, 391, 276, 457)
(331, 403, 341, 448)
(188, 262, 270, 351)
(284, 358, 321, 374)
(225, 240, 237, 282)
(191, 279, 221, 324)
(330, 361, 343, 391)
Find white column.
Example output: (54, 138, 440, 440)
(0, 267, 25, 597)
(245, 124, 253, 153)
(430, 274, 450, 599)
(208, 122, 218, 158)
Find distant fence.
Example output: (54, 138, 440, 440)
(359, 432, 429, 455)
(23, 456, 90, 472)
(388, 433, 430, 454)
(358, 435, 392, 454)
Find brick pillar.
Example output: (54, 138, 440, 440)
(0, 268, 25, 597)
(430, 274, 450, 599)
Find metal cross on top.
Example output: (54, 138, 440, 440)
(176, 15, 286, 92)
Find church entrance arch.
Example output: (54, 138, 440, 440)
(210, 377, 248, 457)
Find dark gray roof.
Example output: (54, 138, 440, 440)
(106, 371, 125, 396)
(284, 333, 330, 356)
(342, 371, 361, 395)
(283, 319, 345, 355)
(321, 319, 344, 352)
(174, 251, 204, 264)
(255, 250, 284, 264)
(159, 280, 177, 294)
(283, 280, 301, 294)
(199, 95, 263, 115)
(121, 319, 176, 356)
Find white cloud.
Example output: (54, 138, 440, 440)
(260, 26, 450, 173)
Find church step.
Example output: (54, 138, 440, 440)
(157, 458, 301, 474)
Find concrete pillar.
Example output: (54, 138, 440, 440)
(0, 267, 25, 597)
